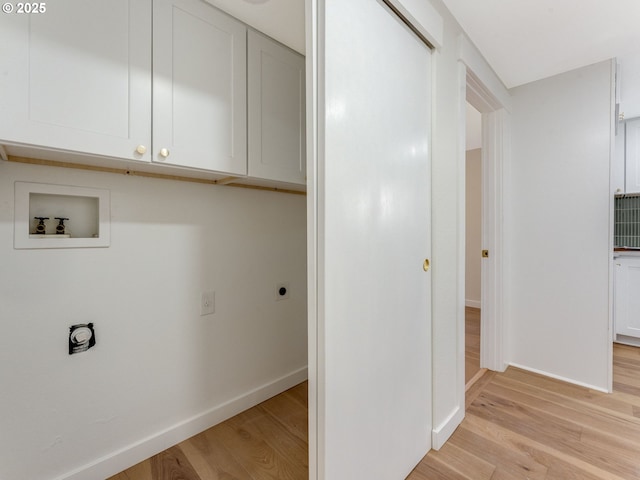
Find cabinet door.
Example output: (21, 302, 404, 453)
(248, 30, 306, 185)
(625, 118, 640, 193)
(0, 0, 151, 161)
(153, 0, 247, 175)
(615, 257, 640, 338)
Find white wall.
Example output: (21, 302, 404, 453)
(507, 60, 613, 390)
(0, 161, 307, 480)
(465, 148, 482, 307)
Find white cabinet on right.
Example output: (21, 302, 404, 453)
(625, 118, 640, 193)
(247, 30, 306, 185)
(614, 255, 640, 344)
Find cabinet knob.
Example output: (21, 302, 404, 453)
(159, 148, 170, 159)
(135, 145, 147, 155)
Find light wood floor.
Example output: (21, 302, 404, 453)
(465, 306, 482, 385)
(111, 343, 640, 480)
(409, 343, 640, 480)
(108, 382, 308, 480)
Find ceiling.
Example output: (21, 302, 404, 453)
(205, 0, 304, 54)
(440, 0, 640, 89)
(207, 0, 640, 96)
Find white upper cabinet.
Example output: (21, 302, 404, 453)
(0, 0, 152, 161)
(0, 0, 305, 185)
(625, 118, 640, 193)
(153, 0, 247, 175)
(247, 30, 305, 185)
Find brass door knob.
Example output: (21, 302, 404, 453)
(423, 258, 430, 272)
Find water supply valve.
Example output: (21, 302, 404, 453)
(33, 216, 49, 234)
(54, 217, 69, 235)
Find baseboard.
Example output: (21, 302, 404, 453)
(465, 299, 481, 308)
(615, 335, 640, 347)
(465, 368, 488, 392)
(508, 362, 608, 393)
(54, 367, 308, 480)
(431, 405, 464, 450)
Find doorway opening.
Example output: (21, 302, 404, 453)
(465, 102, 486, 389)
(459, 60, 510, 412)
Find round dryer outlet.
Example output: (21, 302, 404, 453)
(276, 282, 290, 301)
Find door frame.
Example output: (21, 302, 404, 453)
(457, 36, 511, 382)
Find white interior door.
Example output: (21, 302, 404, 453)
(312, 0, 433, 478)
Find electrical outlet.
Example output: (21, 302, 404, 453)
(276, 282, 290, 301)
(201, 291, 215, 316)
